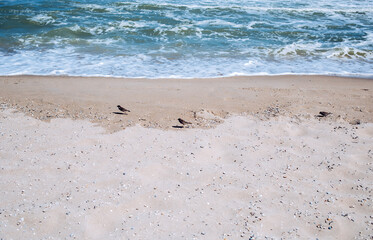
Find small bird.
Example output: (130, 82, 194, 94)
(178, 118, 191, 125)
(317, 111, 331, 117)
(117, 105, 130, 113)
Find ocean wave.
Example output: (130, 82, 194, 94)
(327, 47, 373, 60)
(28, 14, 55, 25)
(270, 43, 372, 60)
(272, 43, 322, 57)
(74, 3, 117, 13)
(65, 1, 373, 21)
(0, 47, 372, 78)
(117, 20, 149, 29)
(113, 2, 373, 14)
(195, 19, 246, 29)
(1, 0, 372, 78)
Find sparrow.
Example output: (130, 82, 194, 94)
(317, 111, 331, 117)
(178, 118, 191, 125)
(117, 105, 130, 113)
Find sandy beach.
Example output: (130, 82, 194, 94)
(0, 75, 372, 239)
(1, 75, 373, 132)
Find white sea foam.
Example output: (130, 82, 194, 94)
(75, 3, 117, 13)
(273, 43, 322, 58)
(1, 48, 372, 79)
(29, 14, 55, 25)
(69, 25, 81, 32)
(68, 24, 115, 35)
(118, 20, 148, 29)
(196, 19, 245, 28)
(244, 60, 261, 67)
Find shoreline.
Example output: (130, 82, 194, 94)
(1, 72, 373, 80)
(1, 74, 372, 132)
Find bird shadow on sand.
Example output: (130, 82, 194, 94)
(172, 125, 184, 129)
(112, 112, 128, 115)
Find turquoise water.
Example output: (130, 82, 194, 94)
(0, 0, 372, 78)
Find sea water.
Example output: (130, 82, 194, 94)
(0, 0, 372, 78)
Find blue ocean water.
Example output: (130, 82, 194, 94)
(0, 0, 372, 78)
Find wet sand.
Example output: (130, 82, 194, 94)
(0, 75, 372, 131)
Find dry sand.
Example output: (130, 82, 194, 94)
(0, 75, 372, 239)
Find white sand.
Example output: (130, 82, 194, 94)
(1, 108, 372, 239)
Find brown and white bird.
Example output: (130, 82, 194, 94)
(178, 118, 191, 125)
(117, 105, 130, 113)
